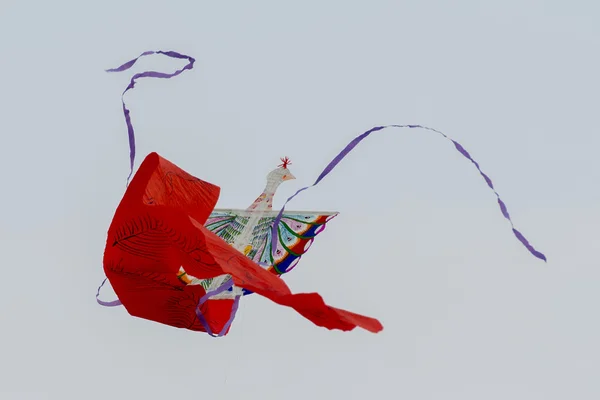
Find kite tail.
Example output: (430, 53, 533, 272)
(271, 125, 546, 262)
(98, 50, 195, 307)
(106, 50, 196, 185)
(97, 272, 242, 335)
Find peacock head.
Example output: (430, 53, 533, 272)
(266, 156, 296, 185)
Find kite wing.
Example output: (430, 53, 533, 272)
(205, 209, 338, 276)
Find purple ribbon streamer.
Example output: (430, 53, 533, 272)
(96, 278, 122, 307)
(106, 50, 196, 185)
(271, 124, 546, 262)
(194, 279, 242, 337)
(97, 51, 194, 307)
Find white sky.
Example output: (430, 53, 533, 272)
(1, 1, 599, 399)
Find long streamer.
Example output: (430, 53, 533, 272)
(98, 50, 195, 308)
(271, 124, 546, 262)
(106, 50, 196, 184)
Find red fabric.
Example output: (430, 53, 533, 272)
(104, 152, 383, 334)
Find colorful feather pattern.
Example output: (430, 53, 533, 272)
(205, 209, 338, 295)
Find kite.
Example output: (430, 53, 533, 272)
(96, 50, 546, 337)
(99, 151, 378, 336)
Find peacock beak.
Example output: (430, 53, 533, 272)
(282, 172, 296, 181)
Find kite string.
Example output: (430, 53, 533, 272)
(106, 50, 196, 185)
(271, 124, 547, 262)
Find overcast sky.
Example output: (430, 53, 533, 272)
(1, 1, 599, 399)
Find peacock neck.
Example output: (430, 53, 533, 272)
(264, 178, 283, 195)
(247, 181, 281, 211)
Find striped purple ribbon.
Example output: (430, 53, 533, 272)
(271, 124, 546, 262)
(106, 50, 196, 185)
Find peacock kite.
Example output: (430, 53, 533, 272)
(96, 50, 546, 337)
